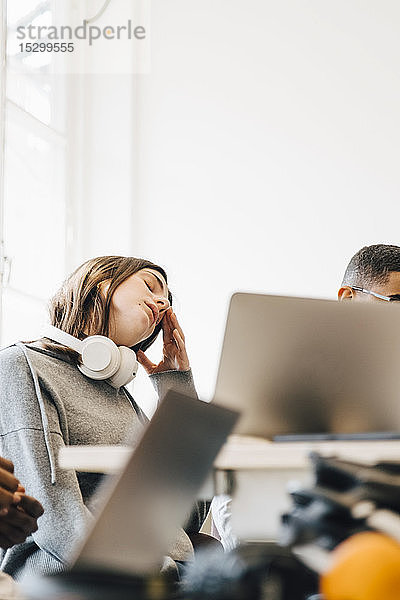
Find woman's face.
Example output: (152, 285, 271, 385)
(107, 268, 170, 347)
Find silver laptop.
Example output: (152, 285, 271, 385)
(213, 292, 400, 440)
(70, 390, 238, 575)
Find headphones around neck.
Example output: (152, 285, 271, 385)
(43, 325, 138, 389)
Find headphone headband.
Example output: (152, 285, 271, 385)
(42, 325, 138, 388)
(44, 325, 83, 354)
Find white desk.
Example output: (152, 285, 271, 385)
(59, 436, 400, 540)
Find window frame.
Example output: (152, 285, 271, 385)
(0, 0, 7, 336)
(0, 0, 77, 344)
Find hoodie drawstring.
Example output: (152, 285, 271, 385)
(16, 343, 57, 485)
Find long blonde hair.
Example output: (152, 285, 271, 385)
(43, 256, 172, 362)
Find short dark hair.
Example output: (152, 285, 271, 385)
(342, 244, 400, 287)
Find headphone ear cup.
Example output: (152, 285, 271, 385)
(107, 346, 138, 389)
(78, 336, 121, 380)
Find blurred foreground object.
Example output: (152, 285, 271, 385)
(23, 569, 178, 600)
(282, 453, 400, 600)
(321, 531, 400, 600)
(183, 543, 318, 600)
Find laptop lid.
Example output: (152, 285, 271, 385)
(71, 390, 238, 575)
(213, 292, 400, 440)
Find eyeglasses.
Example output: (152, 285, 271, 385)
(351, 286, 400, 302)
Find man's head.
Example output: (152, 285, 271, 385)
(338, 244, 400, 302)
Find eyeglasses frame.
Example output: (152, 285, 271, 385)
(351, 286, 400, 302)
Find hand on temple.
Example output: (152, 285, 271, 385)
(137, 308, 190, 374)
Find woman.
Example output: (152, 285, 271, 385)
(0, 256, 200, 581)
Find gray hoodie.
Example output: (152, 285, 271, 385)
(0, 343, 197, 581)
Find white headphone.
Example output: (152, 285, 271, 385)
(43, 325, 138, 389)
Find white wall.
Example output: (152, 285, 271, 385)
(127, 0, 400, 408)
(5, 2, 399, 416)
(65, 72, 137, 266)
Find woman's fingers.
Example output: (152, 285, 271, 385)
(163, 310, 186, 348)
(139, 309, 190, 373)
(136, 350, 156, 374)
(162, 310, 189, 369)
(162, 309, 175, 343)
(169, 311, 185, 342)
(173, 329, 190, 370)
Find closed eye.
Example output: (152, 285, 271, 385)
(145, 281, 153, 292)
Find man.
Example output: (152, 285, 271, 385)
(212, 244, 400, 550)
(0, 457, 43, 598)
(338, 244, 400, 303)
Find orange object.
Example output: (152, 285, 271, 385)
(321, 531, 400, 600)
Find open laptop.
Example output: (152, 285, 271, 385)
(213, 293, 400, 440)
(69, 390, 238, 575)
(25, 390, 238, 600)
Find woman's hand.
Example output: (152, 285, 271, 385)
(137, 308, 190, 374)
